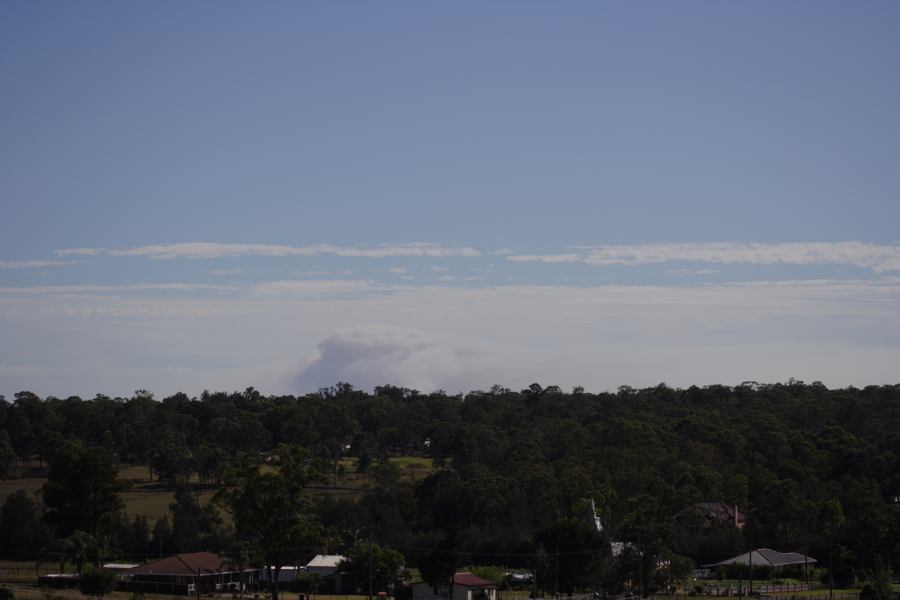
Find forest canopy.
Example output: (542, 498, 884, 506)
(1, 381, 898, 592)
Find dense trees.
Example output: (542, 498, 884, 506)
(41, 443, 127, 539)
(339, 542, 405, 594)
(0, 381, 898, 591)
(215, 446, 325, 600)
(0, 490, 50, 559)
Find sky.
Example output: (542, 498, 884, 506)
(1, 1, 899, 399)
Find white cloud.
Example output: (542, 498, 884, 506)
(0, 282, 235, 295)
(55, 248, 102, 257)
(0, 260, 80, 269)
(56, 242, 480, 260)
(250, 279, 384, 296)
(506, 242, 900, 272)
(506, 253, 583, 264)
(208, 268, 245, 276)
(665, 268, 721, 276)
(311, 243, 479, 258)
(389, 267, 409, 274)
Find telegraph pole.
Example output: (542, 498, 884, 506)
(748, 549, 753, 598)
(554, 546, 559, 598)
(368, 526, 374, 600)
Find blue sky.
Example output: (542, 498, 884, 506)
(2, 2, 899, 398)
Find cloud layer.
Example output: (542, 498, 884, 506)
(57, 242, 480, 260)
(0, 260, 78, 269)
(2, 276, 900, 398)
(507, 242, 900, 272)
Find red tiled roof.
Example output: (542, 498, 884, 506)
(128, 553, 237, 575)
(452, 573, 497, 588)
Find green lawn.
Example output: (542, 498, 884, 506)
(0, 456, 433, 523)
(0, 477, 44, 505)
(0, 584, 374, 600)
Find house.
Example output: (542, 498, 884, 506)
(277, 566, 306, 583)
(676, 502, 747, 529)
(306, 554, 345, 577)
(411, 572, 497, 600)
(122, 552, 264, 596)
(103, 563, 140, 575)
(705, 548, 817, 570)
(305, 554, 352, 594)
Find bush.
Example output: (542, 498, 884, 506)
(78, 568, 117, 599)
(0, 586, 15, 600)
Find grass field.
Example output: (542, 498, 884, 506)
(655, 594, 863, 600)
(0, 477, 44, 505)
(0, 456, 434, 523)
(0, 585, 370, 600)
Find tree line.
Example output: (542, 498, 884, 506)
(1, 381, 898, 594)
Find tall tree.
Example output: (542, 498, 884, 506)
(41, 443, 127, 538)
(0, 431, 16, 479)
(216, 445, 324, 600)
(0, 490, 51, 559)
(339, 542, 404, 594)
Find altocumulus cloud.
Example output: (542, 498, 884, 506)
(290, 325, 518, 393)
(57, 242, 480, 260)
(0, 260, 79, 269)
(507, 242, 900, 272)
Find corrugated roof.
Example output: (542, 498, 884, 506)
(307, 555, 346, 568)
(128, 553, 237, 575)
(452, 573, 497, 588)
(709, 548, 817, 568)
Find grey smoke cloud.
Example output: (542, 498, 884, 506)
(290, 324, 515, 393)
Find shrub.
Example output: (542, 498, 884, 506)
(78, 568, 117, 599)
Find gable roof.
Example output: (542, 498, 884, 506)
(452, 573, 497, 588)
(709, 548, 817, 568)
(307, 555, 346, 569)
(699, 502, 746, 523)
(678, 502, 746, 528)
(128, 553, 238, 575)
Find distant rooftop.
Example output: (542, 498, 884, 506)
(307, 555, 346, 568)
(128, 552, 238, 575)
(453, 573, 497, 588)
(708, 548, 817, 568)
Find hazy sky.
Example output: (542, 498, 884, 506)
(2, 2, 899, 398)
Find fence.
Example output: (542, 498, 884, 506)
(756, 585, 810, 593)
(0, 569, 59, 584)
(759, 594, 858, 600)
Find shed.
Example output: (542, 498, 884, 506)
(706, 548, 817, 569)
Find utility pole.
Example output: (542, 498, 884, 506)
(175, 553, 202, 600)
(804, 545, 809, 590)
(828, 544, 833, 600)
(748, 549, 753, 598)
(554, 546, 559, 599)
(368, 526, 374, 600)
